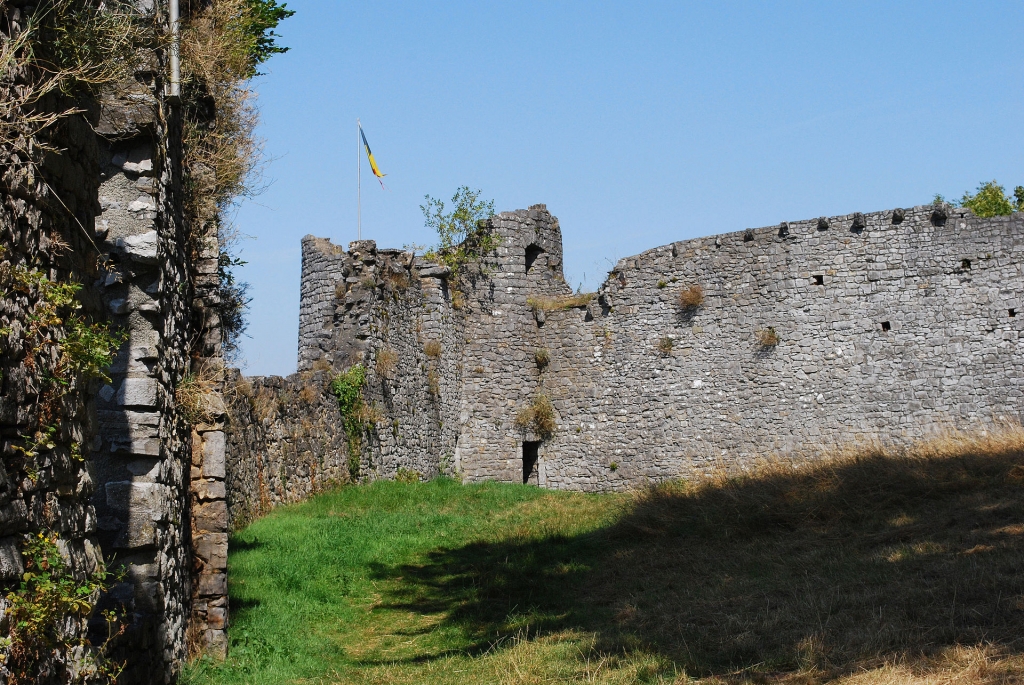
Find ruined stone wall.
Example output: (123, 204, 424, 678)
(1, 1, 230, 679)
(223, 370, 349, 528)
(0, 14, 109, 679)
(225, 237, 467, 524)
(262, 203, 1024, 494)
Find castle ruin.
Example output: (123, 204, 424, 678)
(225, 203, 1024, 518)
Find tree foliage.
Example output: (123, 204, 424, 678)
(244, 0, 295, 76)
(421, 186, 499, 282)
(954, 180, 1024, 218)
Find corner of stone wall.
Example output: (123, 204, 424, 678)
(187, 221, 230, 659)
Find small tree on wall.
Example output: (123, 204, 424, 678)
(936, 180, 1024, 218)
(421, 186, 500, 283)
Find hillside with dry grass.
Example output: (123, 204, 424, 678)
(186, 427, 1024, 684)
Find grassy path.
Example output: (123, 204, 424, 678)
(184, 438, 1024, 684)
(182, 479, 642, 684)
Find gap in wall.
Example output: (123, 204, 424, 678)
(523, 441, 540, 484)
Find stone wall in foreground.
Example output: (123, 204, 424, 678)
(236, 202, 1024, 497)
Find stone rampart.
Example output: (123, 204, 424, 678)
(243, 202, 1024, 495)
(1, 1, 230, 678)
(224, 369, 350, 529)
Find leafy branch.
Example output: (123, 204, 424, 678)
(421, 186, 501, 284)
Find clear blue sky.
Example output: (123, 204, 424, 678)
(234, 0, 1024, 376)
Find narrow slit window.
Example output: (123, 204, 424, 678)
(962, 259, 972, 270)
(813, 274, 824, 286)
(881, 321, 891, 332)
(1010, 309, 1017, 318)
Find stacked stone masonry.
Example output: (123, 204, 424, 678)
(239, 203, 1024, 497)
(1, 1, 229, 680)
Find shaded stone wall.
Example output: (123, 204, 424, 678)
(1, 1, 229, 679)
(224, 369, 350, 529)
(253, 203, 1024, 494)
(0, 8, 109, 677)
(88, 70, 199, 680)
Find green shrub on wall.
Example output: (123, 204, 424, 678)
(329, 365, 373, 480)
(4, 533, 124, 683)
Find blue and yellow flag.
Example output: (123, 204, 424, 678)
(359, 124, 386, 188)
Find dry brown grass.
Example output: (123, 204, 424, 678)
(678, 284, 705, 309)
(657, 336, 674, 355)
(586, 425, 1024, 683)
(0, 1, 154, 152)
(387, 271, 411, 291)
(297, 383, 318, 405)
(250, 386, 277, 422)
(756, 325, 781, 346)
(527, 292, 595, 312)
(175, 362, 225, 424)
(376, 347, 399, 379)
(424, 340, 443, 359)
(311, 358, 333, 373)
(427, 368, 440, 396)
(534, 348, 551, 370)
(513, 394, 556, 438)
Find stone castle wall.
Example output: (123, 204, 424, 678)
(1, 1, 229, 679)
(257, 202, 1024, 493)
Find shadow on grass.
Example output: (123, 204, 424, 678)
(368, 446, 1024, 679)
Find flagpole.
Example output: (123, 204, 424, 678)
(357, 119, 361, 241)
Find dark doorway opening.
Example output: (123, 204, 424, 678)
(522, 441, 540, 484)
(525, 244, 545, 273)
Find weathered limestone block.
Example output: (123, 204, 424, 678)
(104, 482, 169, 548)
(193, 501, 227, 534)
(201, 431, 226, 479)
(117, 378, 159, 408)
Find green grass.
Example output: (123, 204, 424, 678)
(184, 431, 1024, 685)
(182, 479, 637, 684)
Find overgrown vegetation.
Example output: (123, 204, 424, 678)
(3, 533, 124, 684)
(182, 426, 1024, 685)
(0, 259, 124, 431)
(526, 292, 594, 313)
(0, 256, 125, 678)
(935, 180, 1024, 218)
(180, 0, 294, 357)
(534, 347, 550, 370)
(656, 336, 673, 355)
(677, 284, 704, 309)
(329, 365, 374, 479)
(514, 393, 556, 439)
(421, 186, 500, 285)
(0, 0, 153, 153)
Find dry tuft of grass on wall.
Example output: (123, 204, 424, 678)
(534, 348, 550, 370)
(678, 284, 704, 309)
(756, 326, 781, 346)
(375, 347, 398, 379)
(176, 363, 225, 424)
(527, 292, 594, 313)
(423, 340, 442, 359)
(514, 394, 556, 439)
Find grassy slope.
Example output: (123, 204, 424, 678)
(184, 433, 1024, 684)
